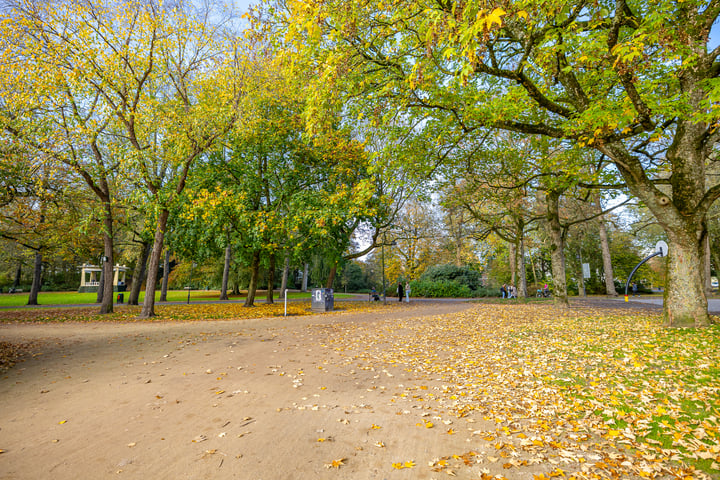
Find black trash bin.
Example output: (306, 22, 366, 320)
(117, 293, 124, 304)
(311, 288, 334, 312)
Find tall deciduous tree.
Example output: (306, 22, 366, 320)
(275, 0, 720, 327)
(0, 1, 129, 312)
(2, 0, 247, 317)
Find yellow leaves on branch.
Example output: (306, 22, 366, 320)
(475, 7, 506, 31)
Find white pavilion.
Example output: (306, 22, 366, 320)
(78, 263, 128, 292)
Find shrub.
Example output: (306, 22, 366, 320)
(419, 264, 482, 290)
(409, 279, 473, 298)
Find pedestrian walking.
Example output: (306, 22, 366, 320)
(632, 282, 638, 297)
(397, 282, 404, 302)
(500, 284, 507, 299)
(405, 282, 411, 303)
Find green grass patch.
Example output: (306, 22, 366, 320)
(0, 290, 355, 308)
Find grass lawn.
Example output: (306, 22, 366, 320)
(0, 289, 356, 308)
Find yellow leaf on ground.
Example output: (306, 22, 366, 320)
(325, 458, 345, 468)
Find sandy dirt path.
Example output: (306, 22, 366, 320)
(1, 302, 490, 480)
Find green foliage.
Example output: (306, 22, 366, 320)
(419, 264, 483, 290)
(410, 263, 496, 298)
(340, 262, 369, 292)
(409, 279, 473, 298)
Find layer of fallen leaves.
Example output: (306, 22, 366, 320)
(0, 340, 39, 372)
(319, 303, 720, 479)
(0, 301, 391, 324)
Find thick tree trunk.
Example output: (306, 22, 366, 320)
(545, 190, 569, 307)
(301, 263, 309, 292)
(129, 242, 151, 305)
(139, 209, 169, 318)
(279, 254, 290, 299)
(266, 252, 276, 304)
(663, 228, 708, 327)
(518, 236, 527, 297)
(244, 250, 260, 307)
(27, 251, 42, 305)
(602, 109, 711, 326)
(160, 249, 170, 302)
(325, 264, 337, 289)
(220, 244, 231, 300)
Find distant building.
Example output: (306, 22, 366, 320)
(78, 264, 128, 293)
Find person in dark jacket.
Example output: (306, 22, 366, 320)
(397, 282, 404, 302)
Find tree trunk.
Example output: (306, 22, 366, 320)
(325, 263, 337, 289)
(301, 263, 309, 292)
(129, 242, 151, 305)
(96, 269, 105, 303)
(529, 254, 538, 291)
(596, 199, 618, 296)
(99, 212, 115, 314)
(160, 249, 170, 302)
(244, 250, 260, 307)
(508, 242, 516, 286)
(279, 254, 290, 299)
(12, 262, 21, 291)
(545, 190, 569, 306)
(27, 251, 42, 305)
(266, 252, 276, 304)
(602, 119, 710, 326)
(662, 228, 708, 327)
(518, 236, 528, 297)
(139, 209, 169, 318)
(220, 244, 231, 300)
